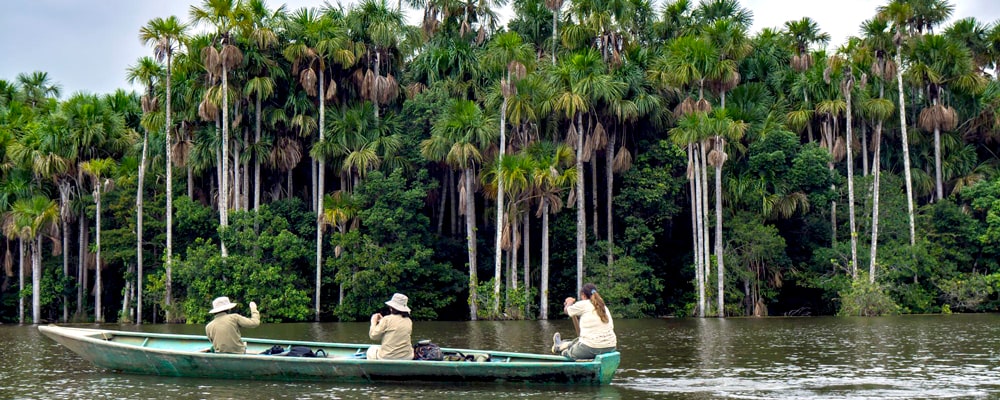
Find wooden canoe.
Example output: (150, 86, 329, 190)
(38, 325, 619, 385)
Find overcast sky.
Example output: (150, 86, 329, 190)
(2, 0, 999, 97)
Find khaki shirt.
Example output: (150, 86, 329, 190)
(206, 310, 260, 354)
(567, 300, 617, 349)
(369, 314, 414, 360)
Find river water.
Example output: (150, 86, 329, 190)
(2, 314, 999, 399)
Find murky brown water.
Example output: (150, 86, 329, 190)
(3, 315, 1000, 399)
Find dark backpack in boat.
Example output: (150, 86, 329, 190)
(413, 340, 443, 361)
(261, 345, 285, 355)
(285, 345, 317, 357)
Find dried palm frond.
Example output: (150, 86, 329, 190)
(300, 69, 318, 97)
(819, 134, 829, 151)
(685, 159, 694, 180)
(708, 148, 727, 167)
(592, 122, 607, 150)
(4, 248, 12, 277)
(696, 98, 711, 113)
(893, 31, 903, 47)
(198, 97, 218, 121)
(201, 46, 220, 77)
(460, 20, 470, 38)
(870, 61, 882, 80)
(544, 0, 563, 10)
(500, 222, 512, 251)
(476, 26, 486, 45)
(362, 69, 376, 100)
(719, 70, 740, 92)
(141, 95, 158, 114)
(567, 187, 576, 208)
(674, 97, 695, 117)
(612, 145, 632, 173)
(382, 74, 399, 104)
(458, 175, 468, 214)
(406, 82, 427, 99)
(232, 111, 242, 129)
(326, 80, 337, 101)
(942, 106, 958, 131)
(883, 60, 897, 81)
(581, 134, 593, 162)
(823, 65, 832, 84)
(501, 79, 515, 98)
(508, 61, 527, 80)
(566, 123, 578, 148)
(859, 72, 868, 90)
(220, 44, 244, 69)
(172, 140, 191, 167)
(351, 68, 365, 88)
(832, 136, 846, 162)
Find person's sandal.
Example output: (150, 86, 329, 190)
(551, 332, 562, 354)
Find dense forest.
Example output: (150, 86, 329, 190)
(2, 0, 999, 324)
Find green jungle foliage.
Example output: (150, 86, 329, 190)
(2, 0, 1000, 324)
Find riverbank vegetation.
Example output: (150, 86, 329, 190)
(2, 0, 1000, 323)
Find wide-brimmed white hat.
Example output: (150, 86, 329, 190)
(385, 293, 411, 313)
(210, 296, 239, 314)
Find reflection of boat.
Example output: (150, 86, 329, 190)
(39, 325, 619, 384)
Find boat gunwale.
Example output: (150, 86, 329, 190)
(39, 325, 607, 365)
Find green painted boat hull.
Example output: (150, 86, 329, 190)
(38, 325, 619, 385)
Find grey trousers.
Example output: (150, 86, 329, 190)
(557, 338, 616, 360)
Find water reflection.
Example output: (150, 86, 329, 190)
(8, 315, 1000, 399)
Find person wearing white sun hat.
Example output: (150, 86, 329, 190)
(205, 296, 260, 353)
(367, 293, 414, 360)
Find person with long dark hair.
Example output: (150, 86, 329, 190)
(552, 283, 617, 360)
(367, 293, 414, 360)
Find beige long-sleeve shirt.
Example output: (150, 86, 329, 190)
(566, 300, 617, 349)
(369, 314, 414, 360)
(206, 310, 260, 354)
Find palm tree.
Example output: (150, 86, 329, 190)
(126, 57, 163, 324)
(550, 48, 620, 296)
(2, 196, 59, 324)
(482, 31, 533, 316)
(421, 99, 497, 320)
(784, 17, 830, 143)
(191, 0, 242, 257)
(16, 71, 62, 110)
(80, 158, 116, 323)
(526, 141, 574, 319)
(909, 34, 985, 201)
(284, 7, 356, 321)
(140, 14, 188, 322)
(236, 0, 284, 215)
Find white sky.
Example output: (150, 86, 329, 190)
(2, 0, 999, 97)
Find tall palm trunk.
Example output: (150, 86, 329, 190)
(95, 189, 103, 323)
(18, 239, 24, 324)
(606, 132, 615, 266)
(575, 113, 585, 295)
(714, 161, 724, 317)
(32, 236, 41, 324)
(437, 171, 447, 233)
(465, 168, 479, 320)
(315, 67, 326, 322)
(870, 119, 884, 283)
(493, 97, 506, 316)
(59, 182, 70, 322)
(76, 214, 85, 318)
(254, 96, 262, 214)
(933, 99, 943, 201)
(551, 6, 558, 65)
(220, 64, 230, 258)
(539, 198, 550, 319)
(845, 86, 858, 278)
(165, 52, 174, 322)
(523, 212, 530, 297)
(137, 128, 148, 324)
(591, 148, 598, 239)
(895, 44, 916, 248)
(690, 146, 705, 317)
(699, 142, 710, 314)
(861, 123, 869, 176)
